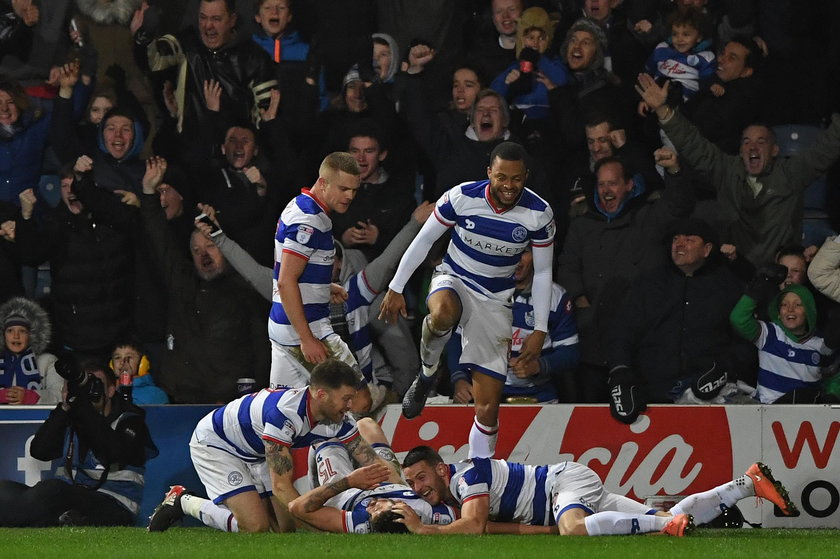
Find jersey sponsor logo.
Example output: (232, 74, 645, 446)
(511, 226, 528, 242)
(461, 232, 517, 255)
(228, 471, 244, 486)
(465, 219, 476, 230)
(296, 224, 314, 244)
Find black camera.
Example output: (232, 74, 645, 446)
(55, 358, 105, 402)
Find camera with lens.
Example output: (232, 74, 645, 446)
(55, 357, 105, 402)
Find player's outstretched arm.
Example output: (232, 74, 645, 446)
(265, 441, 301, 532)
(289, 463, 391, 532)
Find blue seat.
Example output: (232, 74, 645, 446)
(37, 174, 61, 208)
(773, 124, 836, 246)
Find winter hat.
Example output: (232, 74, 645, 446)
(515, 7, 554, 57)
(3, 313, 30, 330)
(342, 65, 362, 90)
(666, 217, 718, 246)
(562, 18, 608, 71)
(0, 297, 51, 353)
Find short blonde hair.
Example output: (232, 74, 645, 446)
(319, 152, 360, 181)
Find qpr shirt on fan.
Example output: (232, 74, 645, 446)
(209, 388, 358, 461)
(338, 483, 458, 533)
(436, 180, 554, 302)
(270, 190, 335, 345)
(341, 270, 378, 382)
(448, 458, 563, 526)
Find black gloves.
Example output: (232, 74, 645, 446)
(746, 263, 787, 303)
(690, 359, 728, 400)
(608, 366, 646, 424)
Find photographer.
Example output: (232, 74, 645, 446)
(0, 358, 158, 527)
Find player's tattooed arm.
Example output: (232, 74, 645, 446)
(345, 436, 379, 466)
(265, 440, 301, 532)
(298, 476, 351, 513)
(265, 440, 294, 476)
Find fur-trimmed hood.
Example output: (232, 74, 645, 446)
(0, 297, 51, 354)
(76, 0, 143, 26)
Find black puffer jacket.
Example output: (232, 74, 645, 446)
(15, 179, 135, 353)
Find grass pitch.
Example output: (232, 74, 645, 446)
(4, 527, 840, 559)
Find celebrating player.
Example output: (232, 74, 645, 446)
(147, 359, 386, 533)
(288, 418, 457, 533)
(379, 141, 555, 459)
(397, 446, 799, 536)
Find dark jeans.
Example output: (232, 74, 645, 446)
(0, 479, 133, 527)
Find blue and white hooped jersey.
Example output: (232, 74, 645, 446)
(448, 458, 565, 526)
(206, 387, 358, 461)
(435, 180, 554, 302)
(270, 190, 336, 345)
(339, 483, 458, 533)
(754, 322, 831, 403)
(506, 283, 578, 390)
(341, 270, 379, 382)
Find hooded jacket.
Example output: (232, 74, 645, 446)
(557, 168, 694, 365)
(731, 284, 832, 403)
(0, 296, 63, 405)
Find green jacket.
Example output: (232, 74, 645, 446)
(662, 111, 840, 266)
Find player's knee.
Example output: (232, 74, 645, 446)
(237, 517, 271, 533)
(428, 297, 461, 329)
(557, 515, 588, 536)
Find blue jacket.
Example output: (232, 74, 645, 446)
(491, 54, 570, 120)
(132, 373, 170, 405)
(0, 108, 51, 204)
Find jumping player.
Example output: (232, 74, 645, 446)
(379, 141, 555, 459)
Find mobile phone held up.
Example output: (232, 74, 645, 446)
(195, 212, 222, 237)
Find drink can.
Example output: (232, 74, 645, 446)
(237, 377, 256, 394)
(120, 370, 132, 387)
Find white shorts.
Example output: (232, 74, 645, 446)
(189, 414, 271, 504)
(430, 273, 512, 380)
(549, 462, 651, 522)
(269, 333, 362, 388)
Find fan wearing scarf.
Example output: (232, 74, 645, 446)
(0, 296, 62, 405)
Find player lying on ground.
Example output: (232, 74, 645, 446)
(287, 418, 457, 533)
(396, 446, 798, 536)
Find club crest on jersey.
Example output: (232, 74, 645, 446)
(296, 224, 314, 244)
(511, 226, 528, 242)
(525, 310, 535, 327)
(812, 352, 821, 365)
(228, 471, 244, 486)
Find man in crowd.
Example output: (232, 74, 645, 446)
(637, 73, 840, 267)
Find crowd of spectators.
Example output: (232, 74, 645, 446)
(2, 0, 840, 408)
